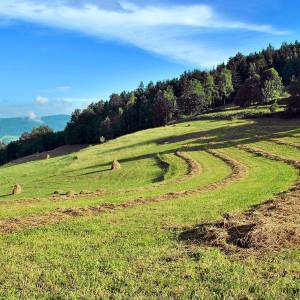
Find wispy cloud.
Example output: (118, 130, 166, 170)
(0, 0, 289, 66)
(39, 85, 72, 94)
(59, 97, 95, 108)
(35, 95, 49, 105)
(55, 85, 72, 92)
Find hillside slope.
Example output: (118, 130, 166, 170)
(0, 108, 299, 299)
(0, 114, 70, 143)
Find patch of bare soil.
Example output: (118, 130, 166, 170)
(179, 145, 300, 254)
(0, 149, 248, 234)
(8, 145, 87, 166)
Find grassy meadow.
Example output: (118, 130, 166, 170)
(0, 107, 299, 299)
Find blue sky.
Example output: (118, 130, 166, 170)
(0, 0, 299, 118)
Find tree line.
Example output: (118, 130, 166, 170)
(1, 41, 300, 165)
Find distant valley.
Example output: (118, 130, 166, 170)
(0, 115, 70, 144)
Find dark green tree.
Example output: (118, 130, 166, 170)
(286, 77, 300, 115)
(235, 74, 262, 107)
(215, 68, 234, 105)
(261, 68, 283, 103)
(178, 79, 206, 115)
(203, 73, 218, 107)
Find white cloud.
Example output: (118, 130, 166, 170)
(27, 111, 43, 122)
(35, 95, 49, 105)
(0, 1, 289, 66)
(55, 85, 72, 92)
(61, 97, 93, 103)
(59, 97, 94, 108)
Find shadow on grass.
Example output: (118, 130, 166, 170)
(99, 118, 300, 157)
(0, 193, 12, 198)
(6, 117, 298, 191)
(79, 154, 169, 184)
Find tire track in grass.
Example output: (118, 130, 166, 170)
(180, 145, 300, 254)
(0, 149, 248, 234)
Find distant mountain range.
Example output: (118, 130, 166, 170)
(0, 115, 70, 144)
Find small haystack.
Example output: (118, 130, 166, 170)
(12, 184, 22, 195)
(111, 160, 121, 170)
(66, 190, 76, 197)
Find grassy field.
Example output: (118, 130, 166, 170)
(0, 107, 299, 299)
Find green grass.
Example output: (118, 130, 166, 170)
(198, 104, 285, 120)
(0, 109, 299, 299)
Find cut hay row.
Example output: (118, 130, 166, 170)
(0, 151, 188, 206)
(272, 139, 300, 150)
(110, 150, 202, 193)
(47, 150, 201, 200)
(175, 150, 202, 181)
(179, 145, 300, 254)
(238, 144, 300, 168)
(0, 149, 248, 234)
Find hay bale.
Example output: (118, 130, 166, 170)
(12, 184, 22, 195)
(66, 190, 76, 197)
(111, 160, 121, 170)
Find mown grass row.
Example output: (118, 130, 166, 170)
(0, 150, 231, 219)
(0, 145, 298, 299)
(0, 116, 299, 298)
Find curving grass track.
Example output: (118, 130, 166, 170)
(0, 113, 299, 299)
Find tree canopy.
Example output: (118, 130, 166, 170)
(1, 41, 300, 165)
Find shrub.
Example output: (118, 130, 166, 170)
(99, 136, 106, 143)
(270, 102, 280, 113)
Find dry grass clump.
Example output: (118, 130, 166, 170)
(180, 147, 300, 254)
(180, 193, 300, 254)
(66, 190, 76, 197)
(175, 151, 201, 180)
(111, 160, 121, 170)
(79, 190, 90, 195)
(12, 184, 22, 195)
(272, 139, 300, 150)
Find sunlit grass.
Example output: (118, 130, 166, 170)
(0, 110, 299, 298)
